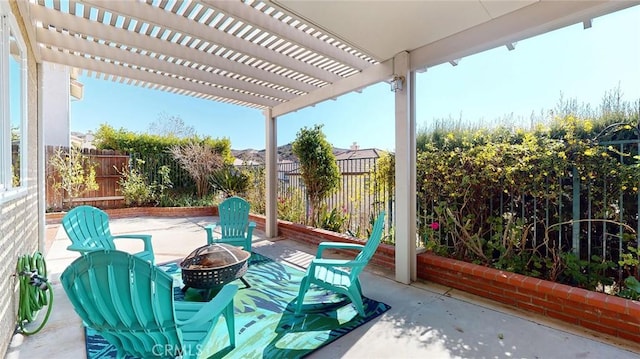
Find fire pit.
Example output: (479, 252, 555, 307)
(180, 243, 251, 295)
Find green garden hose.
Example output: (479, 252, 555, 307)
(16, 251, 53, 336)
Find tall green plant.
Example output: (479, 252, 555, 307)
(117, 161, 154, 206)
(49, 145, 99, 208)
(292, 124, 340, 226)
(243, 166, 266, 215)
(373, 151, 394, 229)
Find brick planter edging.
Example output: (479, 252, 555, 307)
(105, 206, 216, 219)
(417, 252, 640, 343)
(276, 219, 396, 269)
(46, 206, 217, 224)
(246, 214, 395, 269)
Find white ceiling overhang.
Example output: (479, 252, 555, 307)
(17, 0, 639, 117)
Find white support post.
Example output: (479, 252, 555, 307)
(393, 51, 417, 284)
(264, 108, 278, 238)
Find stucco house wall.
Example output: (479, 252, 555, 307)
(42, 62, 71, 147)
(0, 2, 41, 356)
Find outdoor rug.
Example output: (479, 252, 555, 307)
(84, 252, 391, 358)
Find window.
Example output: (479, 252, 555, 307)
(0, 4, 27, 200)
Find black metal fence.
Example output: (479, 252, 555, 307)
(129, 152, 195, 190)
(275, 157, 390, 238)
(418, 129, 640, 280)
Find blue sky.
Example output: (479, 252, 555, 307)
(71, 5, 640, 151)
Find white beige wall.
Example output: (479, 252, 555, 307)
(42, 62, 70, 147)
(0, 1, 41, 356)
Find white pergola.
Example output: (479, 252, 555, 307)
(18, 0, 638, 284)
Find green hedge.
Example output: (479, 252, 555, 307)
(94, 124, 233, 190)
(417, 103, 640, 294)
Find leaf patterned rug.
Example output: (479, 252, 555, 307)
(85, 252, 391, 358)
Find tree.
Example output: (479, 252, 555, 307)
(169, 142, 223, 198)
(373, 151, 394, 230)
(292, 124, 340, 226)
(148, 112, 195, 138)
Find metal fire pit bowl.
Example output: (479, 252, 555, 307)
(180, 243, 250, 292)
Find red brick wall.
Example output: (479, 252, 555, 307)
(46, 206, 217, 224)
(248, 214, 395, 268)
(105, 206, 216, 219)
(417, 253, 640, 343)
(249, 213, 266, 232)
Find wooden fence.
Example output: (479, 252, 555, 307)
(45, 146, 129, 210)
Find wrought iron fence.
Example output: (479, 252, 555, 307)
(129, 152, 194, 190)
(275, 157, 390, 238)
(418, 126, 640, 280)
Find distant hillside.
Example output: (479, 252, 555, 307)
(232, 143, 349, 164)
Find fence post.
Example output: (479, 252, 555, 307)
(572, 167, 580, 256)
(637, 140, 640, 253)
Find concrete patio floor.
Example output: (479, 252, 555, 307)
(5, 216, 640, 359)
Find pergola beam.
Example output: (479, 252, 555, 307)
(271, 59, 393, 117)
(40, 48, 280, 108)
(409, 0, 637, 72)
(14, 0, 41, 62)
(36, 28, 296, 102)
(83, 0, 341, 84)
(31, 4, 318, 95)
(205, 0, 374, 70)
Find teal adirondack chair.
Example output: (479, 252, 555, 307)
(205, 196, 256, 252)
(295, 211, 386, 317)
(62, 205, 155, 264)
(60, 250, 238, 359)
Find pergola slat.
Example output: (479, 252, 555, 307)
(207, 0, 375, 69)
(36, 28, 298, 102)
(31, 4, 316, 96)
(272, 59, 393, 118)
(82, 0, 341, 84)
(40, 47, 280, 108)
(208, 0, 376, 70)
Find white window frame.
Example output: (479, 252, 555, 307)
(0, 3, 28, 202)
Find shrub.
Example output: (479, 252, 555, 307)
(318, 206, 348, 233)
(277, 188, 305, 223)
(210, 165, 251, 198)
(169, 142, 223, 198)
(415, 93, 640, 295)
(117, 160, 172, 207)
(48, 145, 99, 209)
